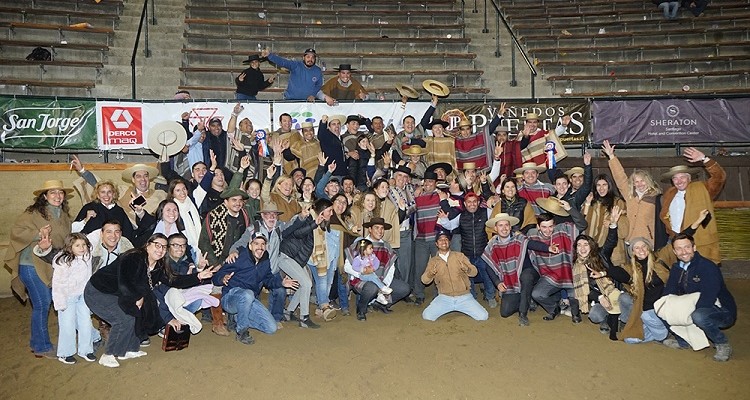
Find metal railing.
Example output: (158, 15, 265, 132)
(483, 0, 538, 98)
(131, 0, 154, 99)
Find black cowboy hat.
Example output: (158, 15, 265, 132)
(334, 63, 357, 72)
(425, 162, 453, 177)
(241, 54, 266, 64)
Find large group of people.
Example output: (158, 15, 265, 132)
(3, 48, 737, 367)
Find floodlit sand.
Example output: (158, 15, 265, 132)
(0, 280, 748, 400)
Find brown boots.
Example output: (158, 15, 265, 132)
(210, 293, 229, 336)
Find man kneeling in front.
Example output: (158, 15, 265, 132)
(421, 231, 489, 321)
(213, 232, 299, 345)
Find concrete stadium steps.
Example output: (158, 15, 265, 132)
(0, 0, 122, 96)
(501, 0, 750, 96)
(180, 0, 488, 99)
(185, 4, 461, 25)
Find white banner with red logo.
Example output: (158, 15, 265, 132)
(272, 101, 431, 132)
(96, 101, 272, 150)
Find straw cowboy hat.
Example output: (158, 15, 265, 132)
(402, 145, 428, 157)
(300, 121, 314, 129)
(328, 115, 346, 124)
(461, 162, 477, 171)
(485, 212, 520, 228)
(422, 79, 450, 97)
(148, 121, 187, 163)
(513, 162, 546, 174)
(33, 180, 73, 196)
(457, 119, 473, 128)
(121, 163, 160, 182)
(395, 83, 420, 99)
(536, 197, 570, 217)
(523, 112, 541, 121)
(363, 217, 392, 230)
(660, 165, 702, 182)
(564, 167, 585, 177)
(258, 202, 285, 215)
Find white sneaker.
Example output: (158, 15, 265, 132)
(98, 354, 120, 368)
(376, 293, 388, 305)
(118, 351, 147, 360)
(380, 286, 393, 295)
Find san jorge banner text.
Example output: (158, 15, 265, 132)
(592, 98, 750, 144)
(0, 96, 97, 149)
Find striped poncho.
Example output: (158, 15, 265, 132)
(526, 222, 579, 288)
(414, 191, 442, 241)
(518, 181, 555, 215)
(455, 132, 490, 170)
(481, 234, 529, 293)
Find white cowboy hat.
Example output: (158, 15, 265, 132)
(395, 83, 420, 99)
(148, 121, 187, 163)
(660, 165, 702, 182)
(486, 212, 520, 228)
(33, 180, 73, 196)
(121, 163, 160, 182)
(513, 162, 546, 174)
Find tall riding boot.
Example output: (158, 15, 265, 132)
(607, 313, 620, 341)
(210, 293, 229, 336)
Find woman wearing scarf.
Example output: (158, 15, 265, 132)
(167, 179, 202, 260)
(4, 180, 73, 358)
(582, 174, 628, 266)
(571, 206, 623, 340)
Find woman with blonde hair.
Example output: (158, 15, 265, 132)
(261, 165, 300, 222)
(602, 140, 661, 243)
(349, 190, 381, 233)
(72, 180, 134, 241)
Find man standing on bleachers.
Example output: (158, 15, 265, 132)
(262, 47, 325, 102)
(321, 63, 368, 105)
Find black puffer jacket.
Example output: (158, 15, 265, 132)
(458, 209, 489, 259)
(499, 196, 529, 231)
(279, 215, 319, 266)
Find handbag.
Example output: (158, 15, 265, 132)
(161, 324, 190, 352)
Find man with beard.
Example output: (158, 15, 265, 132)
(321, 63, 368, 105)
(263, 47, 324, 101)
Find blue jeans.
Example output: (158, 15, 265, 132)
(57, 294, 94, 358)
(422, 293, 489, 321)
(268, 285, 286, 322)
(308, 261, 336, 307)
(359, 273, 386, 290)
(221, 288, 277, 335)
(641, 309, 669, 342)
(658, 1, 679, 19)
(468, 256, 496, 301)
(689, 306, 734, 345)
(336, 270, 350, 311)
(235, 93, 257, 100)
(19, 265, 53, 353)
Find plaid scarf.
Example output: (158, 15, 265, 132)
(572, 257, 621, 314)
(481, 234, 528, 293)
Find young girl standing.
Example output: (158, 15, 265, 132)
(51, 233, 96, 364)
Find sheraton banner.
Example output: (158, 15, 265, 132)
(0, 96, 97, 149)
(592, 98, 750, 144)
(96, 101, 272, 150)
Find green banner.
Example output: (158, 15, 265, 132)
(0, 96, 97, 149)
(434, 100, 590, 144)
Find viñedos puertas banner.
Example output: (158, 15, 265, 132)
(591, 98, 750, 144)
(0, 96, 97, 149)
(433, 100, 590, 144)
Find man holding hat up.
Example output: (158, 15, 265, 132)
(321, 63, 368, 105)
(421, 230, 489, 321)
(263, 47, 324, 101)
(235, 54, 274, 100)
(658, 147, 726, 264)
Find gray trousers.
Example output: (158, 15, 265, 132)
(413, 238, 437, 300)
(84, 282, 140, 357)
(396, 229, 414, 289)
(531, 278, 564, 315)
(277, 253, 312, 317)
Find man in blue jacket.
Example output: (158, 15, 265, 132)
(213, 232, 299, 345)
(263, 47, 326, 102)
(662, 233, 737, 361)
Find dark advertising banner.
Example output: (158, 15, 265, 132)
(0, 97, 97, 149)
(592, 98, 750, 144)
(434, 100, 590, 144)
